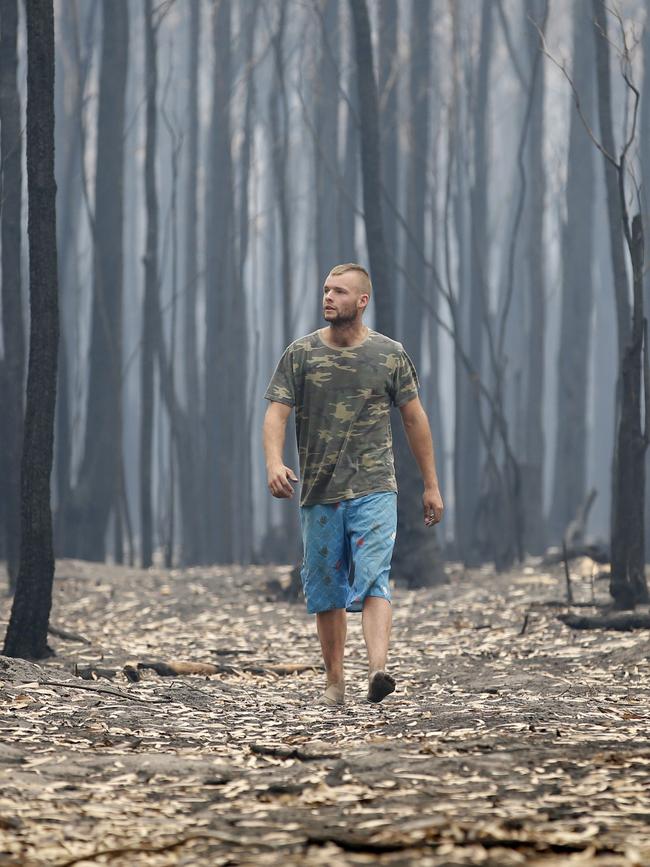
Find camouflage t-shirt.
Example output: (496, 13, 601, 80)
(264, 328, 420, 506)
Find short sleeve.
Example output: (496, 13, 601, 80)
(390, 348, 420, 407)
(264, 347, 296, 407)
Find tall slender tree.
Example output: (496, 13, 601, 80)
(140, 0, 160, 568)
(204, 0, 236, 563)
(378, 0, 398, 324)
(268, 2, 300, 562)
(4, 0, 59, 658)
(392, 0, 443, 587)
(70, 0, 129, 561)
(549, 0, 595, 544)
(314, 0, 341, 319)
(643, 0, 650, 556)
(0, 0, 25, 592)
(338, 0, 358, 263)
(592, 0, 649, 607)
(234, 1, 260, 566)
(52, 0, 96, 560)
(179, 0, 204, 565)
(522, 0, 547, 554)
(455, 0, 492, 567)
(349, 0, 392, 335)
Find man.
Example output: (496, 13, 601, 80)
(263, 263, 443, 706)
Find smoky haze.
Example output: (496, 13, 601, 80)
(1, 0, 648, 583)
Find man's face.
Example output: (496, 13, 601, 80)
(322, 271, 368, 324)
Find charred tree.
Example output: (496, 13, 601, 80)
(181, 0, 204, 565)
(0, 0, 25, 592)
(69, 0, 129, 562)
(456, 0, 492, 567)
(591, 0, 648, 607)
(4, 0, 59, 658)
(392, 0, 443, 587)
(140, 0, 159, 568)
(550, 0, 595, 545)
(204, 0, 236, 563)
(642, 0, 650, 556)
(52, 1, 96, 560)
(269, 5, 291, 349)
(314, 0, 341, 318)
(339, 1, 358, 262)
(349, 0, 392, 335)
(268, 2, 300, 563)
(522, 0, 547, 554)
(234, 1, 260, 566)
(378, 0, 398, 323)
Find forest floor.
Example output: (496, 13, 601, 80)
(1, 556, 650, 866)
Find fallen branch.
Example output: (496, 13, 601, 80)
(48, 624, 92, 645)
(138, 659, 321, 677)
(39, 679, 171, 704)
(558, 611, 650, 630)
(210, 647, 257, 656)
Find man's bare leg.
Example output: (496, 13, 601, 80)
(362, 596, 395, 702)
(316, 608, 347, 703)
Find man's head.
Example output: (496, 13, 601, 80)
(322, 263, 372, 325)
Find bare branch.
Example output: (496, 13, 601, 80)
(532, 18, 619, 169)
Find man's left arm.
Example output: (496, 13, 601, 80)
(398, 397, 444, 527)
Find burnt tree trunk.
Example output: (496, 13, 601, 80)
(349, 0, 392, 335)
(181, 0, 204, 565)
(392, 0, 443, 587)
(204, 0, 236, 563)
(0, 0, 25, 593)
(339, 1, 358, 263)
(4, 0, 59, 659)
(456, 0, 491, 567)
(140, 0, 159, 568)
(314, 0, 341, 308)
(592, 0, 648, 607)
(378, 0, 398, 323)
(235, 0, 259, 566)
(641, 0, 650, 558)
(592, 0, 631, 561)
(550, 0, 595, 544)
(52, 1, 95, 560)
(268, 3, 299, 564)
(522, 0, 547, 555)
(610, 215, 649, 607)
(72, 0, 129, 561)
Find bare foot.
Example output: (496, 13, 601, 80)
(323, 682, 346, 706)
(367, 670, 395, 703)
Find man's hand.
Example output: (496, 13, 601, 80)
(423, 486, 444, 527)
(267, 464, 299, 499)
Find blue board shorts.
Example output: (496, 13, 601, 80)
(299, 491, 398, 614)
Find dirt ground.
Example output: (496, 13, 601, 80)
(1, 556, 650, 866)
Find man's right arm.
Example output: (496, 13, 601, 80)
(263, 401, 299, 498)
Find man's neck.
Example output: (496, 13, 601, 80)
(322, 321, 369, 348)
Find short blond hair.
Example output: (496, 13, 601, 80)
(328, 263, 372, 298)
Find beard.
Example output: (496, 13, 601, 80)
(324, 305, 357, 324)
